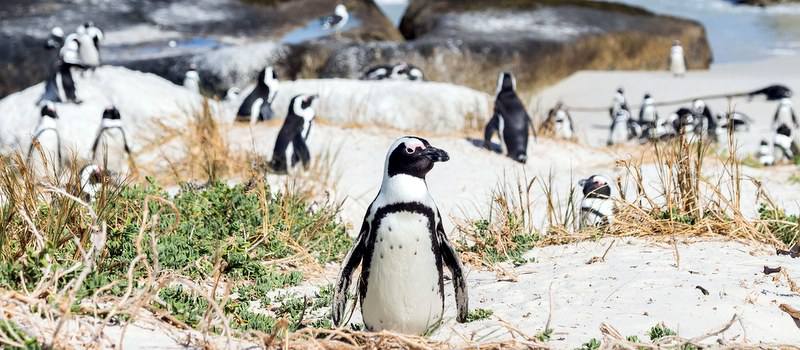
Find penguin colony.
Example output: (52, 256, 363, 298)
(15, 7, 800, 338)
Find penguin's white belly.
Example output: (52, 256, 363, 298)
(776, 108, 793, 127)
(670, 52, 686, 74)
(580, 198, 614, 229)
(497, 115, 507, 154)
(362, 211, 442, 334)
(30, 130, 60, 176)
(609, 118, 629, 144)
(555, 121, 572, 139)
(250, 98, 264, 124)
(94, 130, 129, 175)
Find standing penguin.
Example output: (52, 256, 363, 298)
(61, 32, 100, 69)
(670, 40, 686, 77)
(579, 175, 614, 229)
(28, 103, 63, 176)
(773, 98, 798, 130)
(45, 27, 65, 49)
(236, 66, 279, 123)
(42, 62, 80, 104)
(268, 94, 318, 174)
(183, 69, 200, 94)
(76, 22, 103, 52)
(638, 93, 661, 139)
(321, 4, 349, 32)
(544, 102, 575, 140)
(91, 107, 133, 176)
(607, 109, 639, 146)
(609, 87, 628, 119)
(773, 124, 799, 163)
(484, 72, 534, 163)
(332, 136, 468, 334)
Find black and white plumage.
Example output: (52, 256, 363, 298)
(773, 123, 799, 163)
(667, 107, 697, 138)
(639, 93, 665, 139)
(773, 98, 798, 130)
(757, 140, 775, 167)
(484, 72, 534, 163)
(715, 111, 751, 133)
(45, 27, 65, 49)
(321, 4, 349, 32)
(544, 102, 575, 139)
(607, 109, 640, 146)
(91, 107, 133, 176)
(60, 31, 100, 69)
(332, 136, 468, 334)
(609, 87, 629, 119)
(362, 63, 424, 81)
(236, 66, 279, 123)
(79, 164, 111, 203)
(28, 103, 63, 176)
(42, 62, 79, 104)
(579, 175, 614, 229)
(76, 22, 103, 51)
(268, 94, 318, 174)
(749, 85, 792, 101)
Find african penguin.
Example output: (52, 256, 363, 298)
(91, 107, 133, 176)
(668, 107, 697, 138)
(579, 175, 614, 229)
(79, 164, 109, 203)
(670, 40, 686, 77)
(45, 27, 65, 49)
(404, 65, 425, 81)
(773, 123, 799, 163)
(773, 98, 798, 130)
(332, 136, 468, 334)
(61, 32, 100, 69)
(638, 93, 661, 139)
(42, 62, 79, 104)
(76, 22, 103, 52)
(362, 64, 393, 80)
(322, 4, 349, 32)
(28, 103, 63, 177)
(484, 72, 533, 163)
(268, 94, 318, 174)
(545, 102, 575, 139)
(183, 69, 200, 94)
(607, 109, 639, 146)
(691, 99, 716, 138)
(236, 66, 279, 123)
(757, 140, 775, 167)
(716, 111, 751, 133)
(609, 87, 628, 119)
(749, 85, 792, 101)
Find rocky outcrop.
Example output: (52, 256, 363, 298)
(0, 0, 402, 98)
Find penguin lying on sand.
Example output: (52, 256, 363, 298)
(268, 94, 318, 174)
(332, 136, 468, 334)
(484, 72, 534, 163)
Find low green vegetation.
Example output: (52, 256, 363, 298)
(577, 338, 601, 350)
(465, 308, 493, 322)
(0, 176, 351, 335)
(0, 319, 42, 350)
(758, 204, 800, 247)
(458, 218, 539, 266)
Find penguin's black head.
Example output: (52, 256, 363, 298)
(102, 107, 121, 120)
(760, 140, 769, 146)
(617, 87, 624, 94)
(40, 103, 58, 119)
(644, 93, 651, 99)
(290, 94, 318, 119)
(579, 175, 612, 199)
(496, 72, 516, 94)
(386, 136, 449, 179)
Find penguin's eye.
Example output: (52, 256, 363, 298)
(405, 147, 414, 154)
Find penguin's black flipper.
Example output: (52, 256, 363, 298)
(483, 114, 499, 151)
(332, 211, 370, 327)
(259, 103, 274, 122)
(290, 135, 311, 169)
(437, 211, 468, 323)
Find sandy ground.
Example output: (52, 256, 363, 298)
(1, 56, 799, 347)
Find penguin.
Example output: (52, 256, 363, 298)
(331, 136, 468, 334)
(76, 22, 103, 52)
(756, 140, 775, 167)
(91, 107, 133, 176)
(691, 99, 715, 135)
(183, 69, 200, 93)
(607, 109, 639, 146)
(484, 72, 534, 163)
(544, 102, 575, 140)
(362, 64, 393, 80)
(773, 98, 798, 130)
(670, 40, 686, 77)
(773, 123, 799, 163)
(78, 164, 109, 203)
(236, 66, 279, 123)
(609, 87, 628, 119)
(749, 85, 792, 101)
(28, 103, 63, 176)
(403, 65, 425, 81)
(61, 32, 100, 69)
(579, 175, 614, 229)
(45, 27, 65, 49)
(668, 107, 697, 138)
(268, 94, 318, 174)
(638, 93, 661, 139)
(42, 62, 79, 104)
(716, 111, 751, 133)
(321, 4, 349, 32)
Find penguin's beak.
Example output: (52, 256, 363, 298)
(421, 146, 449, 163)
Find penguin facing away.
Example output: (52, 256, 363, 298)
(91, 107, 133, 176)
(236, 66, 279, 123)
(268, 94, 318, 174)
(28, 103, 63, 176)
(579, 175, 614, 229)
(484, 72, 533, 163)
(332, 136, 468, 334)
(773, 98, 798, 129)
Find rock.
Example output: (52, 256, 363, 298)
(387, 0, 713, 92)
(734, 0, 800, 5)
(0, 0, 402, 98)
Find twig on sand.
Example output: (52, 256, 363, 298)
(601, 314, 747, 349)
(780, 304, 800, 321)
(672, 237, 681, 269)
(586, 239, 616, 264)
